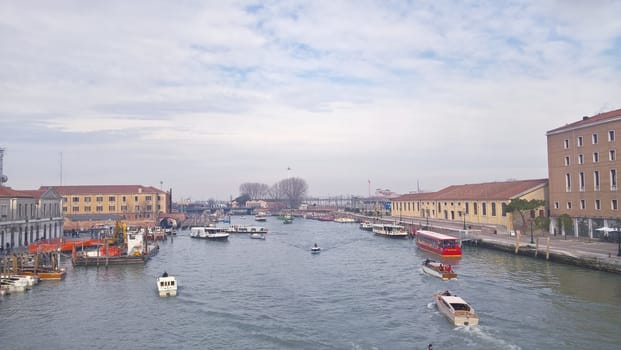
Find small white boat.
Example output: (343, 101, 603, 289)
(190, 226, 230, 240)
(434, 291, 479, 326)
(157, 272, 178, 297)
(422, 259, 457, 280)
(255, 213, 268, 222)
(249, 233, 266, 240)
(334, 217, 356, 223)
(311, 245, 321, 254)
(359, 222, 374, 231)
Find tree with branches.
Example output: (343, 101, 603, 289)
(239, 182, 270, 199)
(505, 198, 546, 235)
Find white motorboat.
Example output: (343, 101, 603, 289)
(157, 272, 178, 297)
(434, 291, 479, 326)
(254, 212, 268, 222)
(372, 223, 409, 238)
(226, 225, 268, 234)
(422, 259, 457, 280)
(359, 222, 374, 231)
(249, 233, 266, 240)
(190, 226, 230, 240)
(311, 244, 321, 254)
(334, 217, 356, 223)
(1, 274, 39, 287)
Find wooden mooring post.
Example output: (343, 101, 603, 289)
(546, 237, 551, 260)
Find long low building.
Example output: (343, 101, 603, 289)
(0, 186, 64, 251)
(391, 179, 548, 233)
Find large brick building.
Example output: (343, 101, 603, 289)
(546, 108, 621, 238)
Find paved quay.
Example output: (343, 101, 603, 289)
(383, 215, 621, 274)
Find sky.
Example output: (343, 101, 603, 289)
(1, 0, 620, 201)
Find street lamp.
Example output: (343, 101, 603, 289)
(529, 219, 534, 244)
(463, 211, 467, 230)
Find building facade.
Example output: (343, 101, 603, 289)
(546, 109, 621, 238)
(0, 186, 64, 251)
(42, 185, 170, 230)
(391, 179, 548, 233)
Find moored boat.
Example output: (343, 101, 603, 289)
(422, 259, 457, 280)
(434, 290, 479, 326)
(254, 212, 268, 222)
(372, 223, 409, 238)
(157, 272, 178, 297)
(334, 217, 356, 223)
(72, 229, 159, 266)
(359, 222, 374, 231)
(249, 233, 266, 240)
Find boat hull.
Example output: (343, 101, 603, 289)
(422, 262, 457, 280)
(434, 292, 479, 326)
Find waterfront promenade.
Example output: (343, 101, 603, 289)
(387, 215, 621, 273)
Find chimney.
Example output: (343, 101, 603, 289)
(582, 116, 589, 120)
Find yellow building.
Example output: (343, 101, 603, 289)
(391, 179, 548, 233)
(41, 185, 170, 230)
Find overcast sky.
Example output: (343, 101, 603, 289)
(1, 1, 620, 201)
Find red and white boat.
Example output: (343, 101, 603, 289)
(415, 230, 462, 257)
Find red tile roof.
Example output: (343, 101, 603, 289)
(394, 179, 548, 201)
(0, 186, 33, 198)
(39, 185, 165, 196)
(547, 108, 621, 134)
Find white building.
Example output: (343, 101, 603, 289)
(0, 186, 64, 251)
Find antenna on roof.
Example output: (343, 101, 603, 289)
(59, 152, 63, 186)
(0, 147, 7, 186)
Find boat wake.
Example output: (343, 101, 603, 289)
(454, 325, 522, 350)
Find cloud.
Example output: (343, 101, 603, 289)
(1, 0, 620, 199)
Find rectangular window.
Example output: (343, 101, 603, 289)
(109, 206, 116, 211)
(593, 152, 599, 163)
(84, 197, 91, 202)
(84, 206, 91, 212)
(473, 203, 478, 215)
(609, 130, 615, 142)
(567, 202, 572, 209)
(612, 200, 618, 210)
(610, 149, 616, 161)
(594, 171, 600, 191)
(491, 203, 496, 216)
(96, 206, 103, 212)
(122, 196, 127, 202)
(482, 202, 487, 216)
(565, 173, 571, 192)
(121, 205, 128, 211)
(578, 154, 584, 164)
(579, 172, 585, 192)
(72, 206, 79, 212)
(134, 205, 140, 211)
(595, 199, 601, 210)
(564, 156, 570, 166)
(564, 139, 569, 149)
(592, 133, 598, 144)
(465, 202, 469, 215)
(611, 169, 618, 191)
(146, 205, 153, 211)
(580, 199, 585, 209)
(577, 136, 583, 147)
(72, 197, 79, 202)
(96, 196, 103, 202)
(109, 196, 115, 202)
(501, 203, 507, 216)
(134, 196, 139, 202)
(554, 202, 559, 209)
(146, 195, 152, 201)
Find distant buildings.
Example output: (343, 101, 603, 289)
(546, 108, 621, 239)
(0, 186, 64, 251)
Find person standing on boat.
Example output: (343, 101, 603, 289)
(428, 344, 433, 350)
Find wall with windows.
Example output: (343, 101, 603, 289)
(61, 191, 168, 219)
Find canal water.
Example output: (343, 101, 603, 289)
(2, 218, 620, 349)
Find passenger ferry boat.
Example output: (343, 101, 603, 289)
(372, 223, 409, 238)
(415, 230, 462, 257)
(189, 226, 230, 240)
(225, 225, 268, 234)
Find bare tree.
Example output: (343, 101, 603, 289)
(275, 177, 308, 209)
(239, 182, 270, 199)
